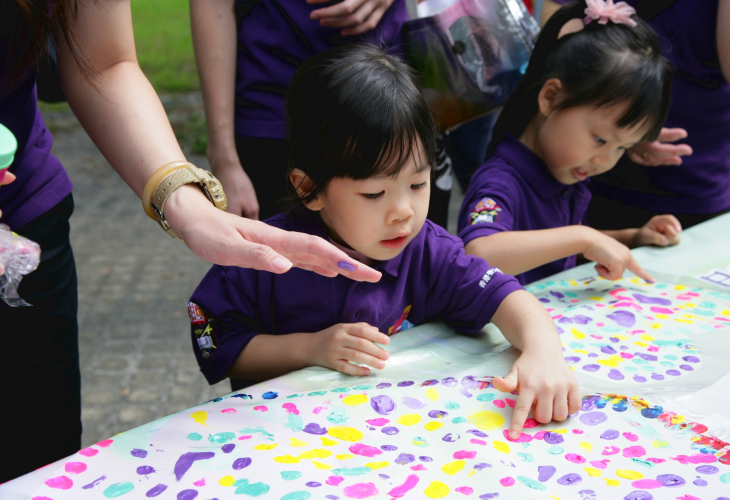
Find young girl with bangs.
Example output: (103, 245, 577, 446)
(458, 0, 682, 285)
(189, 44, 581, 439)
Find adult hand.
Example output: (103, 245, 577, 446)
(309, 0, 396, 36)
(306, 322, 390, 376)
(582, 228, 655, 282)
(627, 128, 693, 166)
(165, 184, 383, 281)
(209, 154, 260, 220)
(634, 214, 682, 247)
(493, 350, 581, 439)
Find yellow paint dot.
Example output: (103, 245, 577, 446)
(721, 310, 730, 316)
(670, 414, 685, 425)
(616, 470, 643, 480)
(468, 411, 506, 430)
(219, 475, 235, 487)
(336, 454, 355, 460)
(290, 438, 309, 447)
(342, 394, 368, 406)
(634, 341, 648, 347)
(640, 334, 655, 342)
(468, 470, 476, 477)
(598, 359, 619, 368)
(425, 388, 439, 401)
(274, 455, 300, 464)
(424, 481, 450, 499)
(312, 461, 333, 470)
(569, 279, 579, 286)
(441, 460, 465, 475)
(615, 334, 629, 340)
(254, 443, 278, 450)
(573, 349, 589, 354)
(365, 461, 389, 470)
(655, 314, 669, 319)
(674, 285, 685, 290)
(676, 319, 693, 324)
(397, 414, 422, 426)
(493, 441, 510, 454)
(190, 411, 210, 427)
(589, 296, 603, 301)
(298, 449, 332, 459)
(553, 428, 567, 434)
(653, 439, 669, 448)
(585, 467, 601, 477)
(328, 426, 363, 442)
(682, 314, 697, 318)
(651, 323, 663, 329)
(605, 479, 620, 487)
(571, 328, 586, 339)
(685, 302, 697, 308)
(320, 437, 338, 446)
(425, 421, 443, 431)
(579, 442, 592, 452)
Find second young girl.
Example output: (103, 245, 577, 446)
(458, 0, 682, 285)
(189, 44, 580, 438)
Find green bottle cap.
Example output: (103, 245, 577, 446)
(0, 123, 18, 170)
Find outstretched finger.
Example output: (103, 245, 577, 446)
(493, 368, 518, 394)
(627, 256, 655, 283)
(509, 389, 535, 439)
(656, 127, 688, 143)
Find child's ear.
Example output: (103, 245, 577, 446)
(537, 78, 564, 117)
(289, 168, 324, 211)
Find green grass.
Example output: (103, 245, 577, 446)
(132, 0, 199, 93)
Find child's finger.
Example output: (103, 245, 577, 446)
(627, 257, 654, 283)
(348, 323, 390, 344)
(334, 359, 371, 377)
(492, 369, 518, 394)
(568, 383, 583, 415)
(509, 389, 535, 439)
(533, 393, 554, 424)
(342, 347, 387, 370)
(552, 393, 569, 421)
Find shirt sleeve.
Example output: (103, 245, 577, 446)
(188, 265, 268, 385)
(424, 228, 523, 334)
(457, 169, 517, 246)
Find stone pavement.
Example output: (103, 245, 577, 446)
(43, 93, 464, 448)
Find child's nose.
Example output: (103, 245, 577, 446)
(387, 200, 413, 224)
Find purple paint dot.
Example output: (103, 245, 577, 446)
(544, 432, 564, 445)
(378, 474, 389, 479)
(177, 490, 198, 500)
(137, 466, 155, 475)
(232, 457, 252, 470)
(381, 426, 399, 436)
(694, 478, 708, 487)
(606, 310, 636, 327)
(579, 411, 608, 426)
(441, 377, 458, 387)
(421, 379, 439, 387)
(376, 382, 392, 389)
(624, 492, 653, 500)
(428, 410, 448, 418)
(666, 369, 681, 376)
(696, 465, 719, 474)
(601, 346, 618, 355)
(397, 381, 414, 387)
(565, 356, 581, 364)
(656, 474, 686, 487)
(538, 465, 557, 482)
(467, 429, 488, 438)
(551, 291, 565, 299)
(326, 496, 340, 500)
(633, 293, 671, 305)
(651, 373, 665, 381)
(306, 482, 322, 487)
(337, 261, 357, 272)
(381, 445, 397, 451)
(636, 353, 658, 362)
(303, 423, 328, 435)
(221, 444, 235, 453)
(371, 395, 396, 415)
(146, 484, 167, 498)
(557, 473, 582, 485)
(402, 396, 427, 409)
(480, 494, 499, 499)
(600, 429, 619, 440)
(442, 433, 459, 442)
(608, 369, 625, 380)
(419, 456, 433, 462)
(174, 451, 215, 480)
(633, 375, 647, 383)
(683, 356, 700, 363)
(539, 298, 550, 303)
(131, 448, 148, 458)
(583, 364, 600, 372)
(680, 365, 694, 371)
(474, 463, 492, 470)
(394, 453, 415, 465)
(610, 337, 620, 343)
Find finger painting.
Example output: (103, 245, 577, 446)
(525, 276, 730, 383)
(32, 376, 730, 500)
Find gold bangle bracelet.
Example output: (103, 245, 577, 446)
(142, 161, 191, 220)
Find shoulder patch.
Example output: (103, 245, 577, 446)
(188, 302, 218, 361)
(470, 197, 502, 225)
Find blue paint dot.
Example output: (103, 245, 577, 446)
(262, 391, 278, 400)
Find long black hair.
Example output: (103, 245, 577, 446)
(286, 43, 437, 207)
(487, 0, 672, 158)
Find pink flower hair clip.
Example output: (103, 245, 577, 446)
(584, 0, 638, 27)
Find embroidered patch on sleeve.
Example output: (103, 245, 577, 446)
(469, 197, 502, 225)
(388, 305, 414, 335)
(188, 302, 218, 360)
(479, 268, 502, 288)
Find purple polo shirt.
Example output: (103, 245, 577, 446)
(189, 210, 522, 385)
(234, 0, 408, 139)
(457, 135, 592, 285)
(554, 0, 730, 214)
(0, 73, 72, 230)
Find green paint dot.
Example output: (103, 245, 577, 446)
(234, 479, 271, 497)
(660, 361, 675, 367)
(281, 471, 302, 480)
(623, 366, 638, 373)
(517, 476, 547, 490)
(443, 400, 461, 410)
(451, 417, 467, 424)
(641, 365, 656, 372)
(546, 445, 564, 455)
(353, 385, 373, 390)
(633, 358, 648, 365)
(187, 432, 203, 441)
(307, 391, 327, 396)
(103, 482, 134, 498)
(664, 355, 678, 360)
(631, 458, 655, 469)
(280, 492, 312, 500)
(720, 472, 730, 484)
(477, 393, 496, 402)
(209, 432, 236, 444)
(517, 452, 534, 462)
(330, 387, 350, 393)
(332, 467, 371, 476)
(287, 394, 303, 398)
(564, 292, 577, 298)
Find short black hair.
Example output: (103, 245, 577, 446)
(488, 1, 672, 158)
(286, 43, 437, 206)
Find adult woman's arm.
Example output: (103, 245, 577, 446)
(54, 0, 381, 281)
(190, 0, 259, 220)
(718, 0, 730, 84)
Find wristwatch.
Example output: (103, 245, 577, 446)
(148, 163, 228, 241)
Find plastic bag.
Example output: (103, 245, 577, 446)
(0, 224, 41, 307)
(404, 0, 539, 130)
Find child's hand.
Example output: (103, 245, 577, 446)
(306, 323, 390, 376)
(582, 228, 655, 282)
(493, 350, 581, 439)
(634, 215, 682, 247)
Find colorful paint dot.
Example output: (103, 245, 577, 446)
(343, 394, 369, 406)
(468, 411, 505, 430)
(103, 482, 134, 498)
(328, 427, 364, 442)
(397, 414, 422, 426)
(424, 481, 450, 498)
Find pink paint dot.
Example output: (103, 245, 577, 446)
(565, 453, 586, 464)
(589, 334, 603, 339)
(45, 476, 73, 490)
(313, 407, 325, 415)
(505, 398, 516, 409)
(499, 477, 515, 487)
(193, 478, 206, 487)
(470, 438, 486, 446)
(620, 352, 634, 360)
(631, 479, 663, 489)
(646, 458, 666, 464)
(622, 432, 638, 442)
(410, 464, 427, 471)
(453, 450, 477, 460)
(253, 406, 268, 412)
(96, 439, 113, 448)
(221, 408, 236, 413)
(493, 400, 506, 409)
(455, 486, 474, 495)
(349, 443, 382, 458)
(238, 435, 252, 440)
(366, 418, 389, 426)
(523, 418, 538, 428)
(676, 496, 702, 500)
(327, 475, 345, 486)
(64, 462, 87, 474)
(533, 430, 546, 440)
(343, 482, 379, 499)
(596, 322, 605, 326)
(282, 403, 299, 415)
(32, 497, 54, 500)
(503, 430, 533, 443)
(622, 446, 646, 458)
(602, 446, 620, 456)
(387, 475, 419, 498)
(572, 429, 584, 434)
(647, 346, 659, 352)
(78, 447, 98, 457)
(589, 460, 609, 470)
